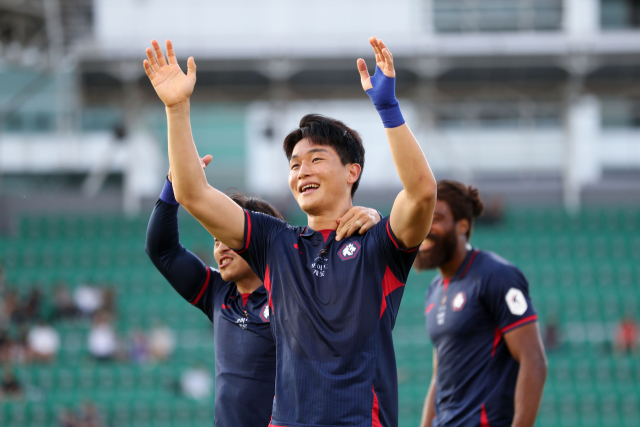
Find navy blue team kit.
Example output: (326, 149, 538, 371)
(146, 181, 537, 427)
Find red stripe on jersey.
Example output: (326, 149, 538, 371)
(459, 250, 479, 279)
(380, 266, 405, 318)
(500, 314, 538, 334)
(426, 303, 435, 314)
(264, 264, 273, 310)
(190, 267, 211, 305)
(491, 327, 501, 357)
(241, 293, 250, 307)
(443, 278, 450, 293)
(372, 387, 382, 427)
(480, 404, 491, 427)
(386, 220, 419, 252)
(319, 229, 332, 243)
(235, 210, 252, 254)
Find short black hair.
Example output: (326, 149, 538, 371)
(437, 180, 485, 240)
(283, 114, 365, 198)
(227, 191, 285, 221)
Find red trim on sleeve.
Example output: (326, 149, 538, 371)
(386, 220, 419, 252)
(264, 264, 273, 310)
(500, 314, 538, 334)
(480, 404, 491, 427)
(426, 303, 435, 314)
(491, 327, 501, 357)
(459, 250, 479, 279)
(235, 210, 252, 254)
(190, 267, 211, 305)
(372, 387, 382, 427)
(380, 266, 405, 318)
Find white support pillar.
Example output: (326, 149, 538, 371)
(564, 95, 602, 212)
(563, 0, 600, 36)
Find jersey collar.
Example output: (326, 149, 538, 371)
(441, 248, 480, 289)
(233, 285, 267, 298)
(299, 227, 335, 243)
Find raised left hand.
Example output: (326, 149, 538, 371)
(335, 207, 382, 241)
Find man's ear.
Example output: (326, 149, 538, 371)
(347, 163, 362, 185)
(456, 218, 470, 238)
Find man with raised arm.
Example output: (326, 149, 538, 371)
(143, 36, 437, 427)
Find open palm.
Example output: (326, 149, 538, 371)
(357, 37, 395, 91)
(143, 39, 196, 107)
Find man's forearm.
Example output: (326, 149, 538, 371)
(512, 356, 547, 427)
(420, 379, 437, 427)
(166, 101, 209, 203)
(385, 124, 436, 202)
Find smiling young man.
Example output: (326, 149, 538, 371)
(145, 160, 380, 427)
(142, 36, 436, 427)
(416, 181, 547, 427)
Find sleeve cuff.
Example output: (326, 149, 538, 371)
(159, 178, 179, 205)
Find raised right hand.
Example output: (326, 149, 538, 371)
(143, 39, 196, 108)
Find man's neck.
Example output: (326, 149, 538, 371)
(234, 275, 263, 295)
(439, 241, 470, 280)
(306, 200, 353, 231)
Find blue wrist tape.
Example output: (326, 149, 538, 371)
(159, 178, 178, 205)
(365, 66, 405, 128)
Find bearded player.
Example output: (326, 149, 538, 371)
(417, 181, 547, 427)
(145, 159, 380, 427)
(142, 36, 436, 427)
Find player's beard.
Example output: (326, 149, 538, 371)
(414, 228, 459, 271)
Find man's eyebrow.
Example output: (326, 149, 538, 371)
(290, 148, 329, 160)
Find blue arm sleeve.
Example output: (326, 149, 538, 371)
(145, 198, 220, 321)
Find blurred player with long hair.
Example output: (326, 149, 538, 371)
(145, 158, 380, 427)
(417, 181, 547, 427)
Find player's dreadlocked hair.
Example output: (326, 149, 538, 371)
(436, 180, 485, 240)
(283, 114, 365, 198)
(226, 191, 285, 221)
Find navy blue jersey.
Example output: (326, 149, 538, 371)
(233, 210, 418, 427)
(146, 198, 276, 427)
(425, 249, 538, 427)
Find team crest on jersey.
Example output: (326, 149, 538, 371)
(451, 292, 466, 311)
(259, 304, 270, 322)
(338, 241, 361, 260)
(505, 288, 528, 315)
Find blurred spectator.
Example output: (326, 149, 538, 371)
(77, 401, 103, 427)
(180, 366, 213, 400)
(130, 329, 149, 364)
(23, 287, 43, 322)
(74, 285, 104, 318)
(148, 323, 175, 362)
(3, 290, 23, 324)
(10, 327, 29, 365)
(543, 318, 561, 351)
(53, 283, 78, 321)
(87, 310, 118, 362)
(27, 321, 60, 363)
(615, 316, 639, 354)
(101, 288, 117, 316)
(58, 408, 79, 427)
(0, 369, 23, 399)
(0, 329, 11, 362)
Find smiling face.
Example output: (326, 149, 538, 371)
(288, 138, 360, 216)
(213, 238, 257, 283)
(414, 200, 465, 271)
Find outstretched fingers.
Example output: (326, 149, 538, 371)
(357, 58, 372, 90)
(165, 39, 178, 65)
(186, 56, 197, 80)
(143, 59, 155, 79)
(151, 39, 168, 67)
(146, 48, 159, 73)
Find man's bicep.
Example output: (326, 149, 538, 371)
(180, 185, 245, 249)
(371, 217, 419, 284)
(503, 322, 545, 363)
(389, 189, 435, 249)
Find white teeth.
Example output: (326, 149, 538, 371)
(302, 184, 319, 192)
